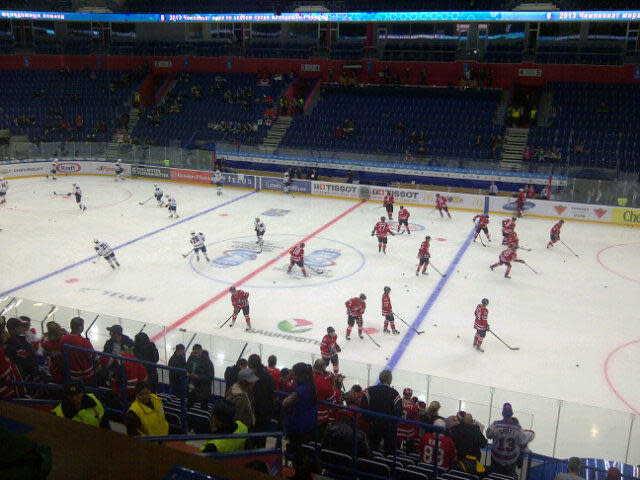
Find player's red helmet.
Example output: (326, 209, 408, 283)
(403, 387, 413, 397)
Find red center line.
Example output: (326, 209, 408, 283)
(151, 200, 366, 342)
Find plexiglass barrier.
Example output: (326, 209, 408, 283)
(1, 295, 638, 464)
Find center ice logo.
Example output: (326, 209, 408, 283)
(386, 222, 424, 232)
(211, 249, 259, 268)
(278, 318, 313, 334)
(305, 248, 340, 268)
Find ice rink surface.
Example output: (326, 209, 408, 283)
(1, 175, 639, 458)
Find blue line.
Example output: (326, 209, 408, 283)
(385, 226, 476, 372)
(0, 191, 257, 297)
(385, 197, 489, 371)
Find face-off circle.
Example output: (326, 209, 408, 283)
(190, 234, 366, 289)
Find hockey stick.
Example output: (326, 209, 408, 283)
(85, 314, 100, 339)
(364, 329, 381, 348)
(560, 240, 579, 257)
(488, 329, 520, 350)
(237, 342, 249, 363)
(429, 262, 446, 277)
(138, 324, 146, 334)
(0, 297, 16, 316)
(393, 312, 424, 335)
(185, 333, 198, 351)
(305, 264, 324, 274)
(53, 191, 71, 197)
(181, 248, 194, 258)
(139, 196, 153, 205)
(219, 313, 234, 329)
(522, 261, 539, 274)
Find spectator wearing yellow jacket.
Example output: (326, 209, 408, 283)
(126, 381, 169, 437)
(52, 381, 108, 429)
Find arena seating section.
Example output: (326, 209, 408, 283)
(281, 86, 505, 161)
(131, 73, 282, 146)
(527, 82, 640, 171)
(0, 70, 138, 143)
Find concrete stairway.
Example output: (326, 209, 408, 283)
(260, 116, 292, 154)
(499, 127, 529, 171)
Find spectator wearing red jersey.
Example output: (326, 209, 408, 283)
(112, 352, 149, 402)
(397, 388, 419, 453)
(313, 358, 336, 437)
(41, 321, 67, 384)
(59, 317, 95, 383)
(0, 343, 24, 399)
(280, 368, 296, 393)
(5, 317, 47, 383)
(266, 355, 282, 391)
(419, 418, 457, 469)
(320, 326, 341, 375)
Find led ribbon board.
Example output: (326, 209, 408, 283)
(1, 10, 640, 23)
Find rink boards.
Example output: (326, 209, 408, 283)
(1, 158, 639, 227)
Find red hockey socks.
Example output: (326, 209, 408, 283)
(384, 320, 389, 330)
(346, 326, 353, 336)
(245, 315, 251, 326)
(378, 242, 382, 252)
(422, 264, 428, 273)
(301, 267, 307, 276)
(474, 333, 484, 347)
(447, 212, 451, 218)
(390, 321, 396, 330)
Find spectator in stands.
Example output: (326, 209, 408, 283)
(126, 380, 169, 437)
(266, 355, 281, 390)
(111, 352, 149, 402)
(103, 324, 134, 355)
(0, 320, 25, 399)
(606, 467, 621, 480)
(59, 317, 95, 383)
(527, 185, 536, 198)
(489, 182, 499, 196)
(321, 412, 371, 460)
(423, 400, 443, 425)
(449, 412, 487, 466)
(224, 357, 248, 394)
(540, 184, 550, 200)
(333, 374, 345, 407)
(200, 400, 248, 454)
(168, 344, 187, 395)
(280, 367, 296, 393)
(53, 380, 108, 429)
(5, 317, 45, 383)
(313, 358, 336, 436)
(283, 362, 317, 480)
(133, 332, 159, 392)
(41, 321, 67, 384)
(226, 367, 257, 430)
(419, 418, 457, 469)
(247, 354, 275, 447)
(346, 170, 354, 184)
(186, 344, 214, 409)
(486, 403, 534, 476)
(360, 369, 402, 455)
(554, 457, 583, 480)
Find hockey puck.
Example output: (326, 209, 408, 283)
(456, 335, 460, 338)
(576, 364, 579, 367)
(385, 357, 389, 360)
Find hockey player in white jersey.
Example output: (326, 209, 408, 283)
(94, 239, 120, 269)
(46, 159, 58, 180)
(166, 195, 178, 218)
(283, 169, 292, 194)
(71, 184, 86, 211)
(254, 217, 265, 244)
(213, 169, 223, 195)
(154, 185, 164, 206)
(189, 231, 210, 262)
(114, 159, 125, 181)
(0, 177, 8, 204)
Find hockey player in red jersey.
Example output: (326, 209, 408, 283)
(505, 231, 519, 249)
(547, 220, 564, 248)
(383, 191, 395, 219)
(371, 216, 395, 253)
(397, 206, 411, 234)
(516, 188, 527, 217)
(490, 246, 524, 278)
(381, 286, 399, 334)
(320, 326, 341, 375)
(473, 214, 491, 242)
(435, 193, 451, 219)
(397, 388, 419, 453)
(287, 242, 307, 277)
(419, 418, 457, 468)
(473, 298, 490, 352)
(229, 286, 252, 331)
(345, 293, 366, 340)
(501, 217, 516, 244)
(416, 236, 431, 276)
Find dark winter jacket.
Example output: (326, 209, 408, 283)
(103, 334, 134, 355)
(252, 367, 275, 428)
(168, 351, 187, 395)
(321, 420, 370, 459)
(449, 422, 488, 460)
(186, 353, 214, 404)
(133, 333, 159, 390)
